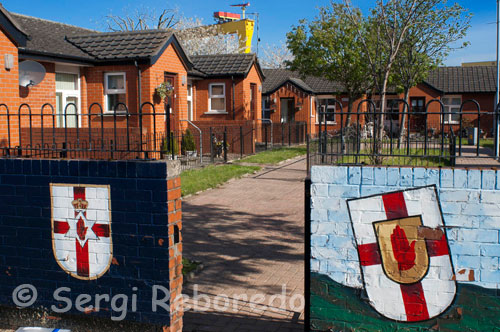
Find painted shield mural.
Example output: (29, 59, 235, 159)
(51, 184, 113, 280)
(347, 185, 456, 322)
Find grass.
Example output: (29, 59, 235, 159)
(180, 164, 260, 197)
(340, 147, 451, 167)
(182, 257, 201, 276)
(457, 138, 494, 150)
(235, 146, 307, 165)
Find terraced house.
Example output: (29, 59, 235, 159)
(0, 4, 264, 156)
(262, 66, 497, 138)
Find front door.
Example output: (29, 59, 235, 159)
(164, 73, 176, 134)
(280, 98, 295, 123)
(410, 97, 426, 133)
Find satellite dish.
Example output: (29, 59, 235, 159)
(19, 60, 46, 87)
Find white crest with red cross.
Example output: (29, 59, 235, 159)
(347, 185, 456, 322)
(51, 184, 113, 280)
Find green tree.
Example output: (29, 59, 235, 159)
(343, 0, 470, 162)
(393, 2, 471, 143)
(287, 3, 370, 127)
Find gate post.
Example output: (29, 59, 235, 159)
(166, 160, 183, 332)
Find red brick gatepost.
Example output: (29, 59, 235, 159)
(165, 160, 183, 332)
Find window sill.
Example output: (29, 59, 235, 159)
(315, 122, 337, 125)
(101, 112, 130, 116)
(204, 111, 228, 115)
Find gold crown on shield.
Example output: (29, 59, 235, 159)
(72, 198, 88, 210)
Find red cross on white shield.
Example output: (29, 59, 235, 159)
(51, 184, 113, 280)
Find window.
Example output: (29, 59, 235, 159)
(187, 84, 193, 121)
(208, 83, 226, 113)
(250, 83, 257, 114)
(104, 72, 126, 113)
(375, 99, 400, 121)
(55, 71, 80, 128)
(317, 98, 336, 123)
(262, 96, 271, 119)
(411, 97, 426, 113)
(442, 96, 461, 124)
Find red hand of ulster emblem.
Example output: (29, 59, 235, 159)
(391, 225, 416, 271)
(77, 217, 88, 242)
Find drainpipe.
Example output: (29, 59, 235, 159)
(232, 76, 236, 120)
(135, 60, 142, 112)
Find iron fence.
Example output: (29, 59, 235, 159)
(0, 103, 308, 170)
(307, 98, 500, 173)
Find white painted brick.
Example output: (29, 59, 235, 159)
(311, 235, 328, 247)
(480, 256, 499, 270)
(443, 214, 479, 228)
(480, 191, 500, 204)
(400, 167, 413, 186)
(456, 254, 480, 269)
(348, 167, 361, 185)
(310, 259, 320, 272)
(373, 168, 386, 186)
(328, 185, 360, 199)
(440, 169, 454, 188)
(458, 229, 498, 244)
(327, 210, 350, 223)
(86, 188, 97, 199)
(482, 170, 496, 190)
(439, 189, 470, 202)
(413, 168, 427, 186)
(96, 188, 109, 199)
(481, 217, 500, 230)
(480, 244, 500, 257)
(311, 209, 327, 222)
(311, 197, 340, 210)
(361, 167, 374, 185)
(332, 167, 348, 184)
(311, 183, 328, 197)
(454, 169, 467, 188)
(315, 222, 334, 235)
(440, 202, 463, 214)
(467, 170, 481, 189)
(386, 168, 400, 186)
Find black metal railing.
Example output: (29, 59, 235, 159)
(307, 98, 500, 172)
(0, 102, 175, 160)
(0, 103, 308, 169)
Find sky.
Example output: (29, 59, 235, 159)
(1, 0, 497, 66)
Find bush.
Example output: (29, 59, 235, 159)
(162, 132, 179, 156)
(181, 129, 197, 154)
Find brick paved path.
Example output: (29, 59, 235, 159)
(182, 157, 306, 332)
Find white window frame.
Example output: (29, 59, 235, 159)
(55, 67, 81, 128)
(104, 72, 127, 113)
(442, 95, 462, 124)
(187, 83, 193, 121)
(207, 83, 227, 114)
(316, 95, 337, 124)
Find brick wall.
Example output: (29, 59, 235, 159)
(0, 158, 183, 331)
(309, 165, 500, 331)
(0, 30, 19, 146)
(193, 64, 263, 123)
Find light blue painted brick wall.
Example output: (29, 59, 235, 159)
(310, 165, 500, 290)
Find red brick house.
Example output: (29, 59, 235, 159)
(261, 67, 497, 137)
(0, 4, 263, 153)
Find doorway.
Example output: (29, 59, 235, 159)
(280, 98, 295, 123)
(410, 97, 426, 132)
(55, 72, 80, 128)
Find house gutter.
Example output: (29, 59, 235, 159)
(232, 75, 236, 120)
(135, 60, 142, 113)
